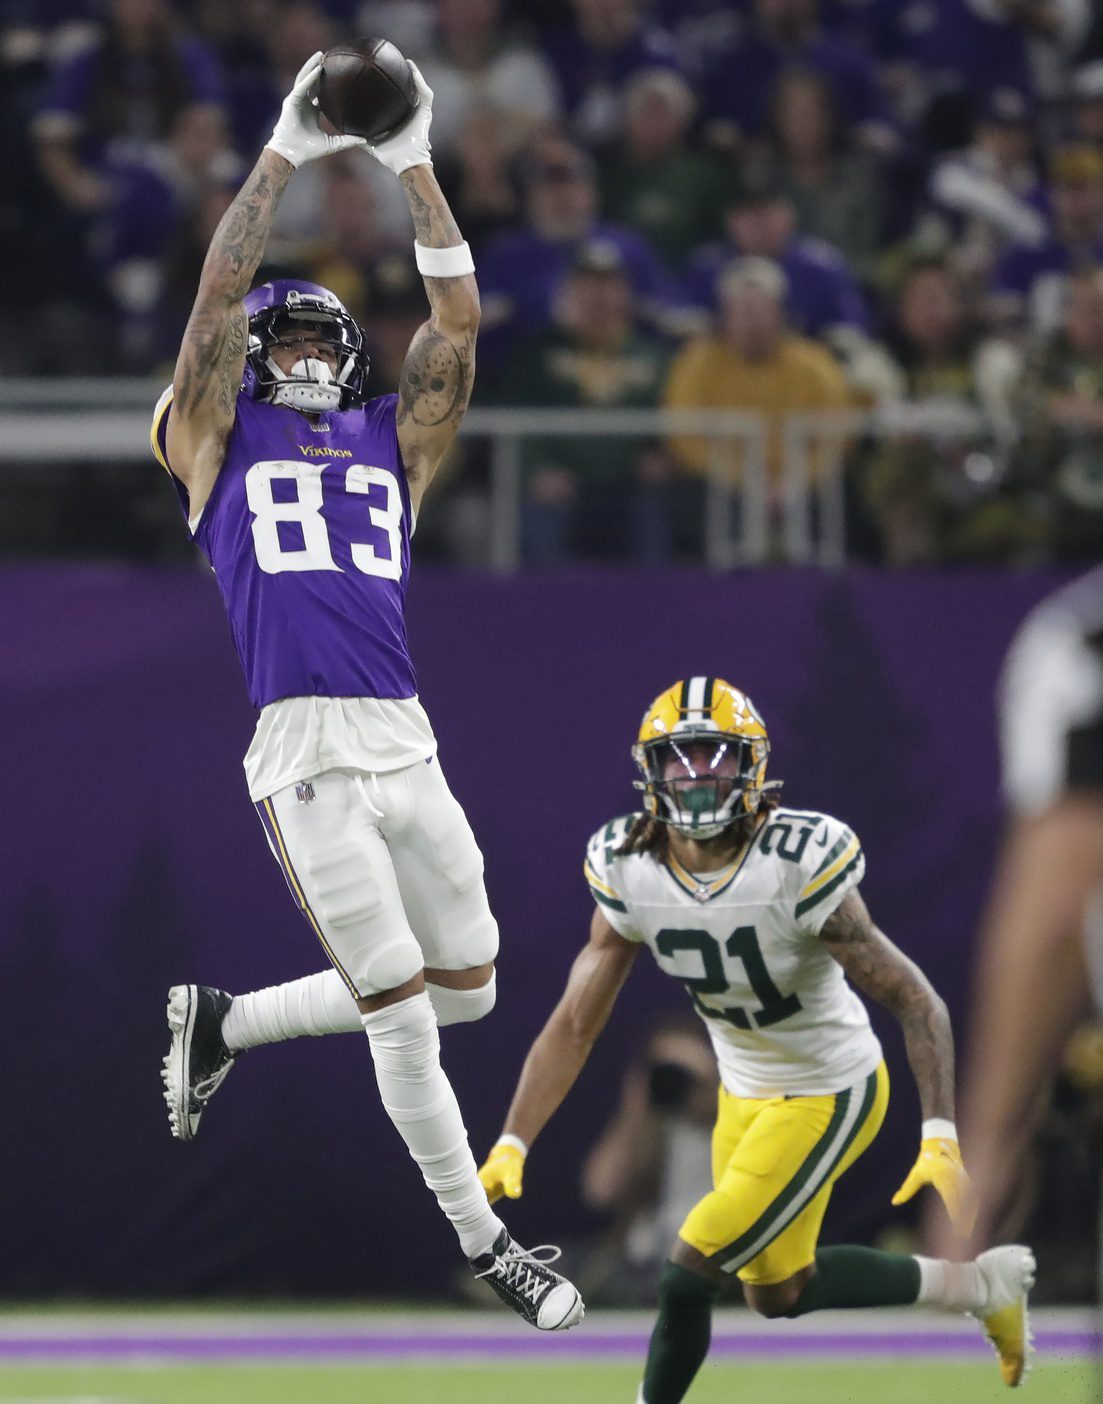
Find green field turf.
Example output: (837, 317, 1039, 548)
(0, 1360, 1093, 1403)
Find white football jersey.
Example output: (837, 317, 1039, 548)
(585, 808, 883, 1098)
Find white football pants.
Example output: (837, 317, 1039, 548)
(255, 758, 500, 998)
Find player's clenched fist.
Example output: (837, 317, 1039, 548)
(478, 1139, 526, 1204)
(892, 1136, 976, 1236)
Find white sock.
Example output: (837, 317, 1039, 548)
(361, 991, 503, 1258)
(221, 970, 361, 1050)
(221, 970, 497, 1051)
(913, 1256, 986, 1313)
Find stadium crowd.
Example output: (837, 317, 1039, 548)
(7, 0, 1103, 564)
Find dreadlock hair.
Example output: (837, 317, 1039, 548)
(617, 786, 783, 862)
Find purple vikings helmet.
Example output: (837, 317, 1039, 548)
(242, 280, 369, 413)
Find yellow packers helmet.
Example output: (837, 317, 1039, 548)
(632, 677, 771, 838)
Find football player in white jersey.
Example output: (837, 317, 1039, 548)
(476, 678, 1037, 1397)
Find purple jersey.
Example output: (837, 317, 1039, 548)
(154, 390, 416, 709)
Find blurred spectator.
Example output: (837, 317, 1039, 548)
(686, 168, 870, 337)
(872, 0, 1089, 146)
(478, 134, 678, 376)
(765, 66, 885, 279)
(596, 68, 725, 270)
(356, 253, 431, 400)
(664, 257, 851, 545)
(33, 0, 224, 212)
(1068, 62, 1103, 151)
(652, 0, 743, 73)
(542, 0, 684, 146)
(863, 258, 1030, 565)
(924, 89, 1046, 288)
(574, 1016, 716, 1306)
(417, 0, 560, 156)
(152, 177, 234, 371)
(432, 107, 524, 255)
(992, 144, 1103, 332)
(699, 0, 886, 153)
(302, 163, 394, 321)
(498, 240, 672, 564)
(1015, 267, 1103, 560)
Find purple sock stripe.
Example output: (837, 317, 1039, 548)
(0, 1329, 1094, 1363)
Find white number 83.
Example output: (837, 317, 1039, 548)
(245, 460, 403, 580)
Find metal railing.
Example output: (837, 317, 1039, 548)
(0, 379, 886, 570)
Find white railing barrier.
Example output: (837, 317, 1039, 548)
(0, 382, 986, 571)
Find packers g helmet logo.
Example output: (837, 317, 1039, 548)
(632, 677, 771, 838)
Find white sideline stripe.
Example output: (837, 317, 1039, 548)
(0, 1308, 1091, 1339)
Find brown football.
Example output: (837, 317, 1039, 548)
(317, 38, 419, 142)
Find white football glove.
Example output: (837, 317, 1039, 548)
(366, 62, 434, 175)
(265, 51, 367, 168)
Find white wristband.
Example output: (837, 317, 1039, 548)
(922, 1118, 958, 1142)
(415, 240, 475, 278)
(496, 1133, 528, 1158)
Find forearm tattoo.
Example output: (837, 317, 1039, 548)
(821, 894, 956, 1121)
(176, 152, 291, 417)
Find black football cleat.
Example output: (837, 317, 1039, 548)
(162, 984, 235, 1141)
(470, 1229, 585, 1330)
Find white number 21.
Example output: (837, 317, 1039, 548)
(244, 460, 403, 580)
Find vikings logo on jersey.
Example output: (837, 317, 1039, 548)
(633, 677, 773, 838)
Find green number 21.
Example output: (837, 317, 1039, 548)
(654, 926, 803, 1030)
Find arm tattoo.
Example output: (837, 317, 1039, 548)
(400, 169, 463, 249)
(397, 324, 474, 430)
(175, 151, 291, 418)
(821, 892, 956, 1121)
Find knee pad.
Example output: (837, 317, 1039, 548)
(305, 837, 422, 996)
(427, 971, 496, 1027)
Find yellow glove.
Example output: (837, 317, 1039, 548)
(891, 1130, 976, 1236)
(477, 1137, 526, 1204)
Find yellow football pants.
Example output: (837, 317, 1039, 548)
(678, 1060, 889, 1285)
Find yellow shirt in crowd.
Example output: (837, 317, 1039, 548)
(663, 333, 850, 485)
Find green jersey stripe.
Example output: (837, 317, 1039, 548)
(589, 885, 628, 914)
(810, 831, 853, 879)
(794, 852, 863, 918)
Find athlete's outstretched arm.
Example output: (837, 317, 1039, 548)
(395, 162, 480, 512)
(821, 890, 955, 1119)
(167, 53, 363, 509)
(820, 890, 973, 1235)
(477, 909, 639, 1203)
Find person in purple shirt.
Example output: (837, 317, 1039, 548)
(687, 169, 869, 337)
(699, 0, 885, 149)
(478, 133, 680, 376)
(541, 0, 685, 145)
(992, 144, 1103, 331)
(152, 51, 583, 1332)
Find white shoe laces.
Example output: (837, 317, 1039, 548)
(194, 1059, 234, 1104)
(475, 1242, 563, 1303)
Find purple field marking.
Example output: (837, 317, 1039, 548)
(0, 1331, 1095, 1362)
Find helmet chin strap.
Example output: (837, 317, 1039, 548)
(269, 356, 343, 412)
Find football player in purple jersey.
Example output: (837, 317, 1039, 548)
(154, 51, 583, 1331)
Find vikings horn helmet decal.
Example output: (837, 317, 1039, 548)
(242, 280, 370, 413)
(632, 678, 773, 838)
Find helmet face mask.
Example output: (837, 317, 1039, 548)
(241, 282, 370, 413)
(632, 679, 772, 840)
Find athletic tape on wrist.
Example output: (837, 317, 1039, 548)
(415, 241, 475, 278)
(495, 1133, 528, 1158)
(921, 1118, 958, 1142)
